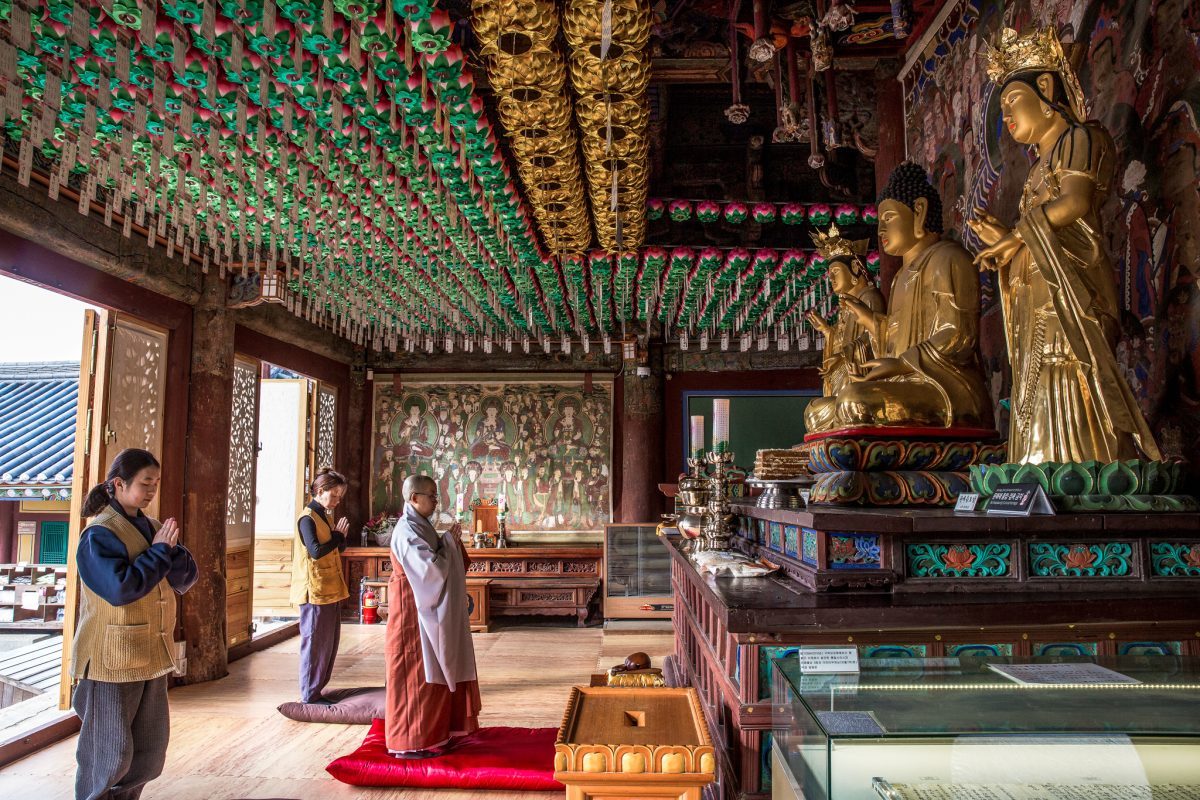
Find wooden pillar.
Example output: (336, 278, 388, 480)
(0, 501, 15, 562)
(874, 60, 905, 301)
(618, 343, 665, 523)
(180, 268, 234, 684)
(343, 367, 367, 533)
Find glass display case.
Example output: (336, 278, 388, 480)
(603, 524, 673, 619)
(771, 655, 1200, 800)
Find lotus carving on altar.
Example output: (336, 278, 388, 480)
(1063, 546, 1097, 571)
(942, 545, 976, 571)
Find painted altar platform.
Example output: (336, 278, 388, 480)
(662, 532, 1200, 800)
(730, 503, 1200, 592)
(799, 426, 1005, 508)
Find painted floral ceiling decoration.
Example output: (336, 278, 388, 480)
(0, 0, 858, 352)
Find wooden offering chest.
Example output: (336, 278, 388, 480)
(555, 686, 715, 800)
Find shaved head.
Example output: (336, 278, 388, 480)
(402, 474, 436, 502)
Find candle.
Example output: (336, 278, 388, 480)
(690, 415, 705, 457)
(475, 519, 483, 533)
(713, 399, 730, 449)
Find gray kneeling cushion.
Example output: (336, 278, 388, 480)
(277, 687, 386, 724)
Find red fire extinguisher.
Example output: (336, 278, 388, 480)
(361, 587, 379, 625)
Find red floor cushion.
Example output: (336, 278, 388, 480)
(327, 719, 563, 791)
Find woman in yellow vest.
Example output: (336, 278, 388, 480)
(290, 467, 351, 703)
(71, 448, 197, 800)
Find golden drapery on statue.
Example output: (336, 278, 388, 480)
(973, 27, 1161, 464)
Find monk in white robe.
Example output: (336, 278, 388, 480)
(385, 475, 480, 757)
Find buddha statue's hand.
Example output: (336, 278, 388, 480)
(974, 232, 1022, 272)
(804, 309, 831, 336)
(968, 208, 1009, 247)
(839, 295, 875, 327)
(852, 357, 909, 382)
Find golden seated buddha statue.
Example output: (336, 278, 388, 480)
(807, 163, 994, 433)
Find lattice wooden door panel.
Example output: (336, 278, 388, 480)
(225, 355, 260, 647)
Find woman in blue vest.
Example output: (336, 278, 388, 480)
(290, 468, 351, 704)
(71, 448, 197, 800)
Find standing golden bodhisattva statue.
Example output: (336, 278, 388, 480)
(816, 163, 993, 431)
(971, 27, 1161, 464)
(803, 225, 886, 433)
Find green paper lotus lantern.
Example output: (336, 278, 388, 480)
(248, 30, 292, 60)
(752, 203, 776, 224)
(221, 0, 264, 25)
(410, 9, 452, 55)
(668, 199, 692, 222)
(333, 0, 379, 23)
(162, 0, 203, 25)
(723, 202, 748, 224)
(374, 57, 410, 85)
(393, 0, 436, 22)
(279, 0, 321, 25)
(175, 60, 210, 90)
(302, 27, 345, 57)
(323, 57, 359, 85)
(422, 46, 465, 86)
(696, 200, 720, 224)
(108, 0, 143, 30)
(360, 21, 395, 56)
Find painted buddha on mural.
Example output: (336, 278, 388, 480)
(809, 163, 993, 432)
(971, 27, 1160, 465)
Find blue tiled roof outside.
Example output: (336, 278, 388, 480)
(0, 362, 79, 498)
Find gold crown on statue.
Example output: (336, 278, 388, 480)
(810, 223, 869, 266)
(982, 26, 1087, 120)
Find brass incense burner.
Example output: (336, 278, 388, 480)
(665, 450, 736, 553)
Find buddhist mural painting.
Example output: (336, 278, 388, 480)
(903, 0, 1200, 473)
(372, 378, 612, 531)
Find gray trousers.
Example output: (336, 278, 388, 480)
(73, 676, 169, 800)
(299, 601, 341, 702)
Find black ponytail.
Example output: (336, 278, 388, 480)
(81, 448, 161, 517)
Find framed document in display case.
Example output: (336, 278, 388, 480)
(770, 655, 1200, 800)
(603, 524, 674, 619)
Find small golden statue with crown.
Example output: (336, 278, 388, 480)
(803, 224, 884, 434)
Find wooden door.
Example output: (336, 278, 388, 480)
(224, 355, 260, 647)
(100, 315, 169, 518)
(59, 310, 169, 707)
(252, 378, 309, 618)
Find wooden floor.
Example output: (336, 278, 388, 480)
(0, 623, 673, 799)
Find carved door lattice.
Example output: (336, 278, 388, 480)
(226, 358, 259, 528)
(105, 320, 167, 504)
(316, 385, 336, 470)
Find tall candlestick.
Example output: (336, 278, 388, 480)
(690, 415, 705, 457)
(713, 399, 730, 449)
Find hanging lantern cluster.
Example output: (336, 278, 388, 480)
(564, 0, 650, 252)
(646, 198, 878, 228)
(0, 0, 572, 351)
(471, 0, 589, 253)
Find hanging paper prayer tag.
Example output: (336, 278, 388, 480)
(11, 2, 31, 52)
(70, 1, 90, 47)
(140, 0, 157, 49)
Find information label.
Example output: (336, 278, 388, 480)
(798, 646, 860, 674)
(954, 492, 980, 512)
(985, 483, 1056, 516)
